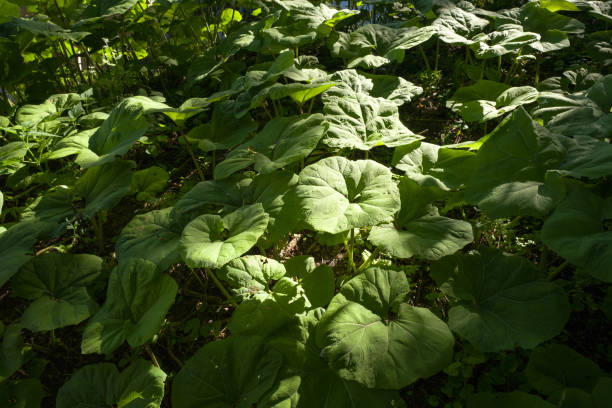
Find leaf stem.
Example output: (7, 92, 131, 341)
(207, 268, 237, 306)
(180, 128, 205, 181)
(419, 46, 431, 71)
(144, 343, 161, 368)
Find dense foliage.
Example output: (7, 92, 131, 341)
(1, 0, 611, 407)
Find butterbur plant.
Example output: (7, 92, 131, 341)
(0, 0, 610, 407)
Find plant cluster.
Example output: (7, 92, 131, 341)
(0, 0, 611, 407)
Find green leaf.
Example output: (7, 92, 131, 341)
(172, 336, 282, 408)
(433, 7, 490, 45)
(171, 175, 251, 221)
(130, 166, 169, 201)
(525, 344, 603, 399)
(541, 188, 612, 282)
(0, 142, 27, 176)
(322, 74, 421, 150)
(468, 391, 555, 408)
(115, 208, 184, 272)
(533, 74, 612, 139)
(0, 379, 46, 408)
(393, 141, 476, 191)
(0, 324, 24, 382)
(12, 253, 103, 332)
(540, 0, 581, 13)
(295, 156, 400, 234)
(470, 27, 541, 59)
(186, 100, 257, 152)
(243, 171, 300, 247)
(180, 204, 269, 268)
(496, 3, 584, 52)
(13, 15, 89, 42)
(0, 1, 19, 24)
(56, 360, 166, 408)
(81, 259, 178, 355)
(446, 80, 538, 122)
(75, 160, 134, 219)
(218, 255, 286, 300)
(214, 114, 327, 179)
(369, 178, 472, 260)
(284, 255, 335, 309)
(84, 97, 171, 168)
(465, 107, 566, 218)
(329, 24, 436, 68)
(79, 0, 139, 21)
(20, 186, 75, 227)
(316, 267, 454, 389)
(0, 222, 41, 287)
(431, 248, 570, 352)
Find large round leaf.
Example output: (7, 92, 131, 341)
(115, 207, 185, 271)
(180, 204, 269, 268)
(0, 221, 41, 287)
(431, 248, 570, 352)
(525, 344, 604, 399)
(316, 267, 454, 389)
(468, 391, 555, 408)
(218, 255, 286, 300)
(81, 259, 178, 355)
(172, 336, 282, 408)
(11, 253, 103, 332)
(541, 188, 612, 282)
(295, 157, 400, 234)
(213, 114, 327, 180)
(56, 360, 166, 408)
(369, 177, 473, 260)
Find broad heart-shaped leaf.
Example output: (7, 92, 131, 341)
(329, 24, 437, 69)
(431, 247, 570, 352)
(20, 186, 76, 227)
(79, 0, 139, 21)
(465, 107, 567, 218)
(12, 16, 89, 41)
(11, 253, 103, 332)
(432, 7, 489, 45)
(469, 25, 541, 59)
(214, 114, 327, 180)
(242, 171, 300, 247)
(495, 3, 585, 52)
(295, 157, 400, 234)
(81, 259, 178, 355)
(446, 80, 538, 123)
(83, 96, 172, 168)
(0, 142, 27, 176)
(246, 81, 337, 110)
(172, 336, 283, 408)
(533, 74, 612, 139)
(265, 308, 406, 407)
(131, 166, 169, 201)
(0, 378, 46, 408)
(541, 188, 612, 282)
(316, 267, 454, 389)
(115, 207, 185, 272)
(468, 391, 555, 408)
(393, 141, 476, 191)
(525, 344, 604, 399)
(180, 204, 269, 268)
(369, 178, 473, 260)
(186, 100, 257, 152)
(75, 159, 134, 219)
(284, 255, 335, 309)
(0, 324, 24, 382)
(56, 360, 166, 408)
(278, 1, 358, 36)
(556, 135, 612, 179)
(322, 85, 420, 151)
(326, 69, 422, 106)
(171, 175, 251, 221)
(218, 255, 286, 301)
(0, 221, 41, 287)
